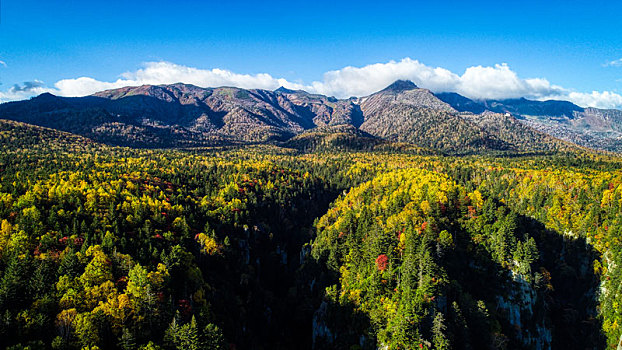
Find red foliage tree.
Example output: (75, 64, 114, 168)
(376, 254, 389, 272)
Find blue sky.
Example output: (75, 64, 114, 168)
(1, 0, 622, 107)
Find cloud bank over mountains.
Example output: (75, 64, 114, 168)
(2, 58, 622, 109)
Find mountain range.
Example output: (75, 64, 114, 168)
(1, 79, 621, 153)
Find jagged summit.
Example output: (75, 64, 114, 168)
(36, 92, 56, 98)
(381, 80, 418, 93)
(274, 86, 299, 94)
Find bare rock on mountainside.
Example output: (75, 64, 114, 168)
(0, 80, 611, 153)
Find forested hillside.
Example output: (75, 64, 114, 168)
(1, 119, 622, 349)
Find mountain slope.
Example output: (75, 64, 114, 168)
(0, 84, 367, 147)
(282, 124, 434, 154)
(434, 92, 487, 114)
(462, 112, 579, 153)
(358, 82, 572, 154)
(0, 81, 587, 154)
(483, 98, 584, 118)
(358, 82, 498, 153)
(436, 92, 622, 152)
(435, 93, 584, 118)
(0, 118, 97, 153)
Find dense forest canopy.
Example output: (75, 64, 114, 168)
(1, 119, 622, 349)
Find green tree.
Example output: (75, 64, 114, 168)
(432, 312, 450, 350)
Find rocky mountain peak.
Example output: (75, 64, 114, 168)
(381, 80, 418, 93)
(274, 86, 298, 94)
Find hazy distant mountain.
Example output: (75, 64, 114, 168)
(0, 80, 587, 154)
(436, 92, 622, 152)
(434, 92, 487, 114)
(436, 93, 584, 117)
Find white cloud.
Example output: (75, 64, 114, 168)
(0, 60, 6, 67)
(1, 58, 622, 109)
(309, 58, 460, 97)
(564, 91, 622, 109)
(457, 64, 564, 100)
(309, 59, 619, 107)
(54, 77, 132, 97)
(604, 58, 622, 67)
(53, 61, 305, 97)
(0, 80, 54, 103)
